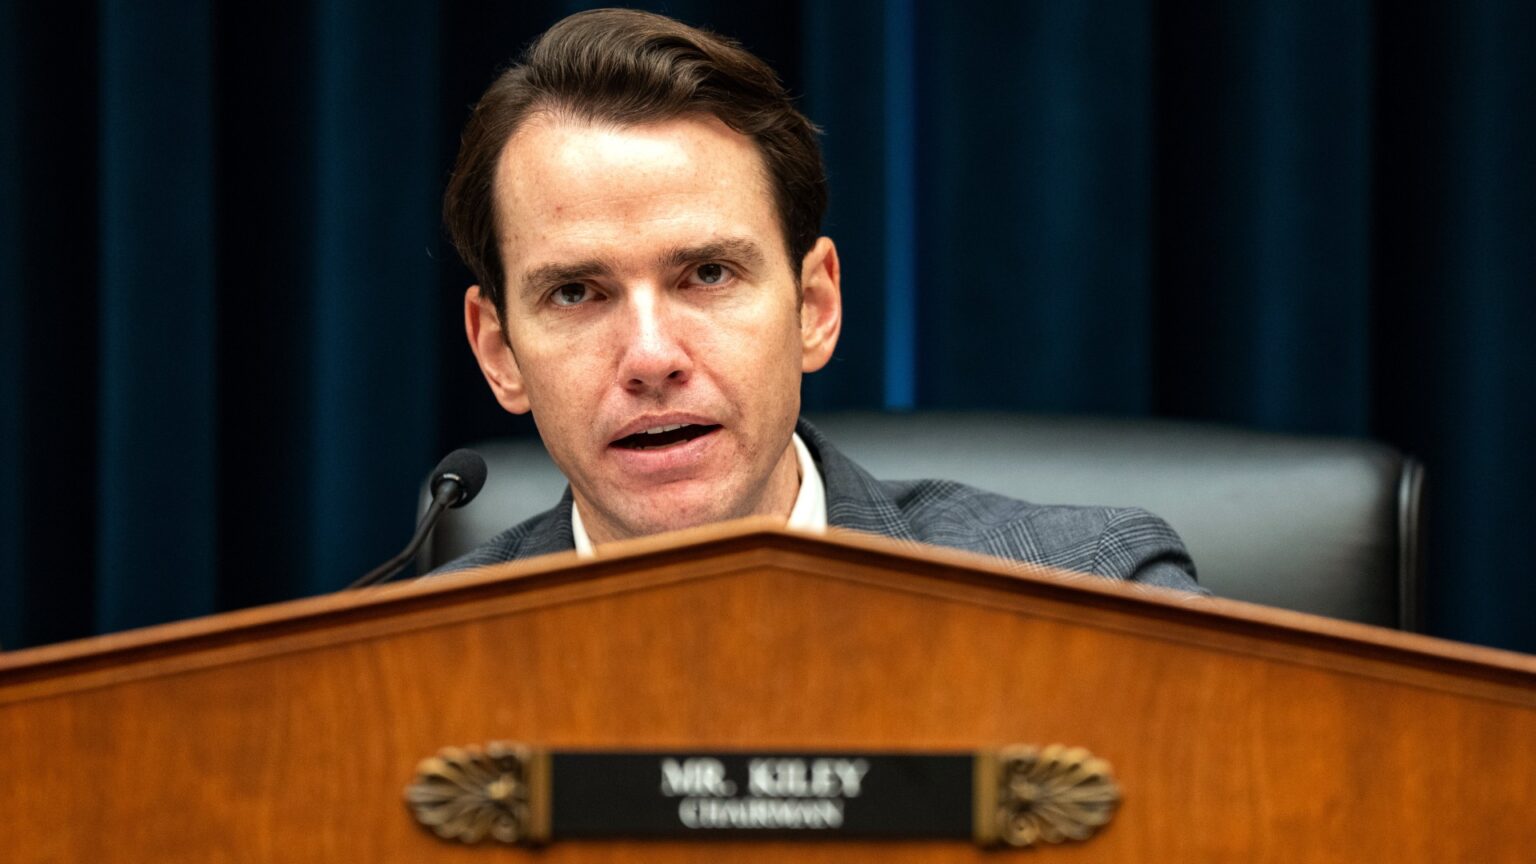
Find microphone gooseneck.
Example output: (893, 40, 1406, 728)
(348, 448, 488, 589)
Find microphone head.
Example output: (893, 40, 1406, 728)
(431, 448, 488, 508)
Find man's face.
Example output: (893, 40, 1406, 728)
(465, 114, 841, 544)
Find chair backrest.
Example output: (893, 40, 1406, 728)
(422, 412, 1425, 631)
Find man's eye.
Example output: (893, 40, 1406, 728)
(551, 283, 591, 306)
(691, 263, 729, 285)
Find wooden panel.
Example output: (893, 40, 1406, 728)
(2, 523, 1533, 862)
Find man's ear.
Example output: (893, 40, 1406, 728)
(798, 236, 842, 373)
(464, 285, 531, 415)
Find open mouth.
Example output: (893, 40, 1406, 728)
(611, 423, 722, 451)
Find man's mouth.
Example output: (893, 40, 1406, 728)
(611, 423, 722, 450)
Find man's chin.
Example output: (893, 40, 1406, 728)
(609, 504, 743, 541)
(583, 486, 757, 544)
(578, 446, 798, 544)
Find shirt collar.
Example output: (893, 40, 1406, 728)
(571, 431, 826, 557)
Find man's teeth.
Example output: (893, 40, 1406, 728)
(618, 422, 713, 450)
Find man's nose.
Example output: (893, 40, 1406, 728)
(616, 289, 692, 393)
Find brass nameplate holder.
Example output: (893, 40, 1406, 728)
(406, 742, 1119, 848)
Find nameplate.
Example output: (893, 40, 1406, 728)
(554, 751, 967, 837)
(405, 742, 1118, 849)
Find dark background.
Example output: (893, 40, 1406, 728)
(2, 1, 1532, 653)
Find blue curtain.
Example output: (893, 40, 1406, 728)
(2, 0, 1533, 653)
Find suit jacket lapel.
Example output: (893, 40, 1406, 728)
(516, 487, 579, 558)
(795, 418, 919, 544)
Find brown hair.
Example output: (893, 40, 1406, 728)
(443, 7, 827, 314)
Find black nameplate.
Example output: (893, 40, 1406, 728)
(406, 741, 1122, 848)
(549, 751, 972, 839)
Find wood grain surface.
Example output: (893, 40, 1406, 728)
(2, 520, 1533, 863)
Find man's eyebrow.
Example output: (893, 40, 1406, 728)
(519, 259, 614, 300)
(661, 238, 768, 271)
(517, 239, 769, 300)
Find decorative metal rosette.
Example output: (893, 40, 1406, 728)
(405, 741, 536, 844)
(993, 744, 1120, 848)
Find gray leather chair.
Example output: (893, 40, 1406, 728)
(421, 413, 1425, 631)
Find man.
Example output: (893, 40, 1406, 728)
(440, 8, 1200, 592)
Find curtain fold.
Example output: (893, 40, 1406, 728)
(3, 0, 104, 647)
(1371, 1, 1536, 652)
(1, 0, 1532, 653)
(97, 0, 218, 632)
(0, 0, 23, 645)
(800, 0, 890, 412)
(916, 1, 1157, 414)
(1154, 2, 1374, 433)
(307, 0, 440, 595)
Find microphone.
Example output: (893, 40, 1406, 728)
(348, 448, 488, 589)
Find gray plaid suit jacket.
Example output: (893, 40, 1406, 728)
(436, 419, 1203, 593)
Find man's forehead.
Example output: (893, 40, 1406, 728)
(488, 112, 785, 276)
(493, 112, 770, 203)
